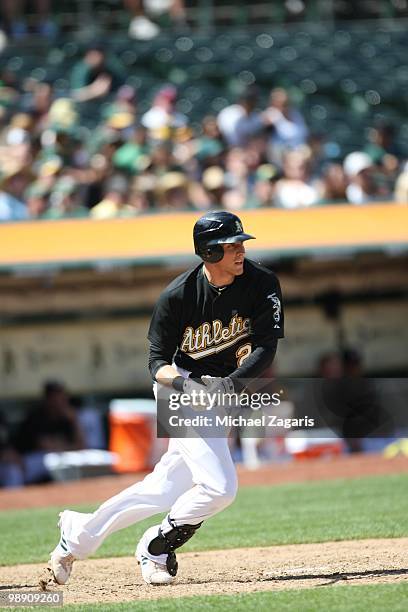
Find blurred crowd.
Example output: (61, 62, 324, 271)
(1, 41, 407, 223)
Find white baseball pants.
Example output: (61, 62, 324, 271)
(61, 435, 237, 563)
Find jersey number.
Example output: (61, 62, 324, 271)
(236, 343, 252, 367)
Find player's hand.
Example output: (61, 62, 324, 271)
(201, 376, 235, 408)
(172, 376, 210, 411)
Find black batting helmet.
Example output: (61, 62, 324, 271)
(193, 211, 255, 263)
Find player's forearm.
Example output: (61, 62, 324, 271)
(155, 364, 181, 387)
(148, 339, 178, 382)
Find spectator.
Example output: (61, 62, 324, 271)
(155, 171, 190, 210)
(104, 118, 135, 150)
(126, 0, 186, 40)
(317, 163, 348, 204)
(217, 87, 266, 148)
(112, 85, 138, 115)
(0, 42, 403, 220)
(201, 166, 225, 207)
(244, 135, 270, 188)
(71, 45, 126, 103)
(183, 182, 209, 212)
(363, 124, 401, 196)
(0, 70, 20, 119)
(148, 141, 179, 175)
(194, 115, 225, 170)
(25, 180, 50, 219)
(14, 381, 86, 484)
(265, 87, 309, 164)
(394, 161, 408, 203)
(224, 147, 249, 191)
(364, 122, 402, 164)
(24, 80, 53, 135)
(343, 151, 380, 204)
(44, 176, 88, 219)
(90, 174, 130, 219)
(274, 149, 319, 209)
(103, 86, 138, 134)
(34, 100, 82, 172)
(221, 188, 247, 211)
(35, 155, 63, 188)
(232, 89, 268, 148)
(0, 114, 33, 173)
(141, 85, 187, 141)
(126, 185, 150, 215)
(130, 172, 157, 209)
(248, 164, 279, 208)
(201, 114, 223, 143)
(0, 162, 32, 221)
(307, 133, 329, 178)
(113, 125, 149, 174)
(217, 96, 245, 147)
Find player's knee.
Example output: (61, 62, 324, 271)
(208, 479, 237, 509)
(218, 490, 236, 510)
(221, 480, 238, 506)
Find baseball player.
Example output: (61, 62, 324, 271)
(49, 211, 284, 586)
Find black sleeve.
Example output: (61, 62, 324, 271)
(148, 347, 168, 381)
(251, 273, 284, 345)
(229, 342, 277, 391)
(147, 290, 181, 380)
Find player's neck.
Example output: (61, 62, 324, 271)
(203, 264, 234, 287)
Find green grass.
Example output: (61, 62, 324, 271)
(13, 584, 408, 612)
(0, 473, 407, 566)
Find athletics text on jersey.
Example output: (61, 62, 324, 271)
(148, 259, 284, 379)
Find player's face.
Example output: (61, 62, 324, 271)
(220, 242, 245, 276)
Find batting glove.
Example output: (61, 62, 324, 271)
(201, 376, 236, 408)
(172, 376, 210, 410)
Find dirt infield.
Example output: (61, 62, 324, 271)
(1, 454, 407, 605)
(1, 538, 407, 605)
(1, 453, 408, 511)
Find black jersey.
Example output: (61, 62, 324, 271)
(148, 258, 284, 379)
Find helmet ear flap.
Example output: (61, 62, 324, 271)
(197, 244, 224, 263)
